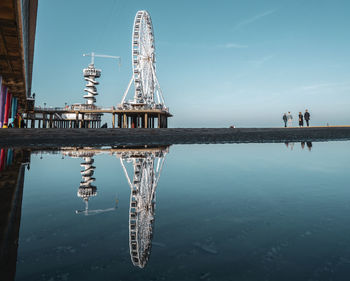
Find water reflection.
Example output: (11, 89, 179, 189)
(2, 143, 350, 280)
(55, 145, 168, 268)
(61, 149, 119, 216)
(0, 148, 30, 281)
(117, 146, 168, 268)
(306, 141, 312, 151)
(285, 142, 313, 151)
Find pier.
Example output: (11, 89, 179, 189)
(1, 8, 173, 130)
(23, 107, 172, 128)
(0, 0, 38, 128)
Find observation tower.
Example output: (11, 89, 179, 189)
(83, 62, 101, 105)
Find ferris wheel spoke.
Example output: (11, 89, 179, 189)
(138, 54, 148, 60)
(139, 41, 148, 57)
(143, 68, 150, 99)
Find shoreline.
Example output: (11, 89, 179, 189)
(1, 127, 350, 148)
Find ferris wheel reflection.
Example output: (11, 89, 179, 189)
(117, 146, 168, 268)
(61, 145, 169, 268)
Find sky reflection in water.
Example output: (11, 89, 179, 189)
(12, 142, 350, 281)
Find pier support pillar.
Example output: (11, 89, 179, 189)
(75, 112, 79, 128)
(123, 113, 127, 128)
(117, 114, 121, 128)
(81, 113, 85, 128)
(112, 113, 115, 128)
(49, 114, 53, 128)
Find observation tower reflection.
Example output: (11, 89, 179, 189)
(61, 149, 118, 215)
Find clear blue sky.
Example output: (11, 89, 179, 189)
(32, 0, 350, 127)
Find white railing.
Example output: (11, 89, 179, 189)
(34, 105, 113, 111)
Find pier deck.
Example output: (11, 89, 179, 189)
(0, 126, 350, 148)
(23, 108, 173, 128)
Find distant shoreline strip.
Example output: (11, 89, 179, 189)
(1, 127, 350, 148)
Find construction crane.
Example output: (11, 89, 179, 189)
(83, 52, 121, 68)
(82, 52, 121, 105)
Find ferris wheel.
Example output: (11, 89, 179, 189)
(120, 10, 166, 109)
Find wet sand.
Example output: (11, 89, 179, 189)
(0, 127, 350, 148)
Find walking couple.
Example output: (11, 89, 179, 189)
(283, 110, 310, 127)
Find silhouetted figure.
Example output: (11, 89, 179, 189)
(101, 123, 108, 128)
(20, 119, 26, 128)
(298, 112, 304, 127)
(301, 142, 305, 149)
(304, 109, 310, 127)
(14, 115, 19, 128)
(306, 142, 312, 151)
(287, 112, 293, 127)
(282, 113, 287, 127)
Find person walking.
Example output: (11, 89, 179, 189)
(304, 109, 310, 127)
(282, 113, 287, 127)
(287, 112, 293, 127)
(298, 112, 304, 127)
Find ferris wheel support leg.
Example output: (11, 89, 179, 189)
(150, 155, 167, 202)
(155, 156, 166, 186)
(151, 66, 166, 105)
(121, 76, 134, 104)
(155, 91, 161, 105)
(120, 158, 133, 189)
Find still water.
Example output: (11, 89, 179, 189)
(2, 142, 350, 281)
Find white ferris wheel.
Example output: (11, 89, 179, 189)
(120, 10, 166, 109)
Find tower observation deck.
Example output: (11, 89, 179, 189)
(83, 64, 101, 105)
